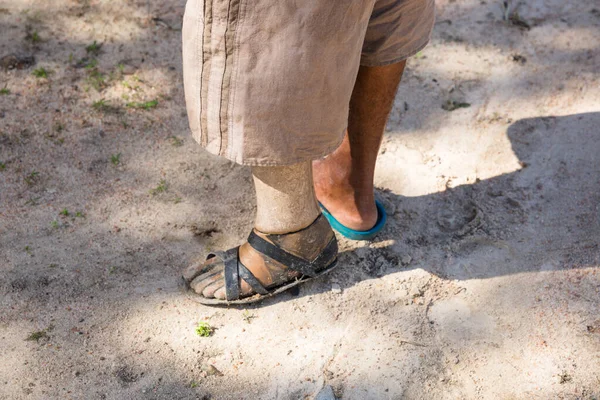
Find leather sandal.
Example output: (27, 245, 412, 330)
(184, 214, 338, 305)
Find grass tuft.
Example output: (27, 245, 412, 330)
(242, 310, 256, 324)
(0, 87, 9, 95)
(92, 98, 107, 110)
(126, 99, 158, 110)
(26, 30, 41, 43)
(24, 171, 39, 185)
(195, 321, 213, 337)
(85, 40, 102, 55)
(84, 58, 98, 69)
(32, 67, 49, 78)
(168, 136, 183, 147)
(25, 325, 53, 342)
(26, 330, 48, 341)
(150, 179, 167, 195)
(87, 69, 106, 91)
(442, 100, 471, 112)
(110, 153, 121, 166)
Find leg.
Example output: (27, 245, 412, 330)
(253, 163, 320, 234)
(183, 162, 336, 302)
(313, 61, 406, 230)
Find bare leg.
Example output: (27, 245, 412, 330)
(184, 162, 334, 301)
(253, 163, 320, 234)
(313, 61, 406, 230)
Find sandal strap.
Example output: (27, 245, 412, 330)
(221, 248, 240, 301)
(247, 231, 337, 278)
(311, 237, 338, 269)
(211, 248, 270, 301)
(238, 262, 269, 295)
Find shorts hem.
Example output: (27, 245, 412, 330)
(359, 38, 431, 67)
(202, 128, 346, 167)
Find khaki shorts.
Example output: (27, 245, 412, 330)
(182, 0, 435, 166)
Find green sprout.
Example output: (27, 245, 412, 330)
(85, 40, 102, 55)
(24, 171, 39, 185)
(0, 87, 9, 95)
(92, 99, 107, 110)
(50, 220, 59, 229)
(26, 330, 48, 341)
(87, 69, 106, 91)
(32, 67, 49, 78)
(110, 153, 121, 166)
(242, 310, 256, 324)
(150, 179, 167, 195)
(25, 325, 54, 342)
(195, 322, 213, 337)
(27, 31, 41, 43)
(126, 99, 158, 110)
(168, 136, 183, 147)
(442, 100, 471, 112)
(25, 197, 40, 206)
(84, 58, 98, 69)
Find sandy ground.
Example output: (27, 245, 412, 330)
(1, 0, 599, 399)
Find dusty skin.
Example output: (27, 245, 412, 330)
(1, 0, 599, 399)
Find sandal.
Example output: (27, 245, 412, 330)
(183, 214, 338, 305)
(319, 200, 387, 241)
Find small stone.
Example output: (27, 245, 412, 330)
(409, 285, 423, 298)
(401, 254, 412, 266)
(201, 364, 223, 377)
(315, 385, 336, 400)
(0, 53, 35, 70)
(331, 284, 342, 294)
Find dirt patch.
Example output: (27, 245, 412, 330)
(1, 0, 599, 399)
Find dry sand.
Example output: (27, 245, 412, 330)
(1, 0, 599, 398)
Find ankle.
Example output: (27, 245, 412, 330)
(255, 212, 321, 236)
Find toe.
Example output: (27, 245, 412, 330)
(202, 281, 224, 299)
(190, 270, 222, 295)
(183, 256, 219, 282)
(213, 286, 227, 300)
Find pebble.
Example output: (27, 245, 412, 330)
(315, 385, 336, 400)
(201, 364, 223, 377)
(331, 284, 342, 294)
(401, 254, 412, 266)
(409, 285, 423, 298)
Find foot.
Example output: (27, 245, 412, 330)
(183, 215, 336, 302)
(313, 137, 378, 231)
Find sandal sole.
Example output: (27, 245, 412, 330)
(186, 258, 338, 306)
